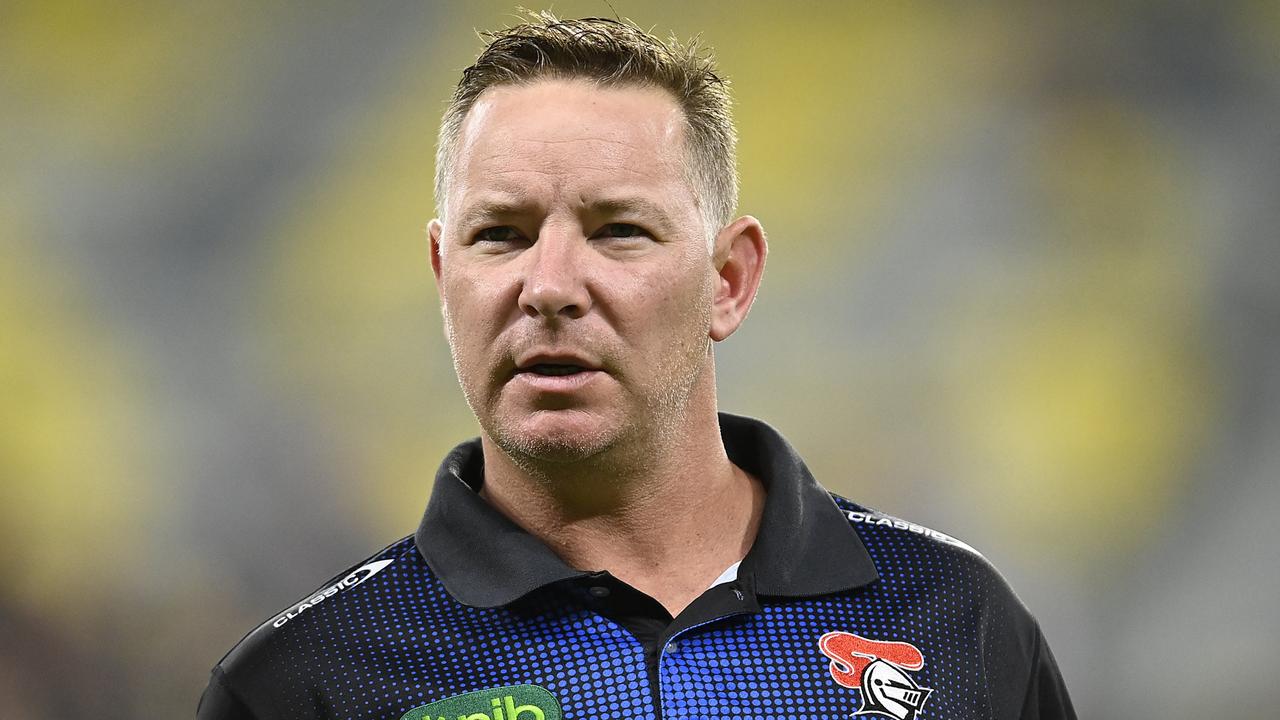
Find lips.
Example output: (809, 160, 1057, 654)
(511, 352, 604, 392)
(522, 363, 587, 377)
(513, 352, 602, 377)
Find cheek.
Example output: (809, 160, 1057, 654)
(622, 267, 715, 338)
(443, 271, 504, 326)
(441, 277, 500, 365)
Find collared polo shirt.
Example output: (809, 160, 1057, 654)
(199, 414, 1075, 720)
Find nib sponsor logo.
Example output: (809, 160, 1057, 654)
(819, 631, 933, 720)
(399, 685, 562, 720)
(271, 559, 394, 629)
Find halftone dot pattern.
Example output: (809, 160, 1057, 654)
(657, 497, 1002, 720)
(218, 498, 1032, 719)
(228, 537, 660, 720)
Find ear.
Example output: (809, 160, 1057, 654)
(709, 215, 768, 342)
(428, 218, 445, 297)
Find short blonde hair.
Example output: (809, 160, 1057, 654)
(435, 12, 738, 240)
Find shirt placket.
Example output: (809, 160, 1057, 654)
(655, 611, 757, 720)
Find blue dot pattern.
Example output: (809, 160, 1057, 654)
(215, 497, 1029, 719)
(657, 496, 1002, 719)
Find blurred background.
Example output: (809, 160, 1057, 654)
(2, 1, 1278, 717)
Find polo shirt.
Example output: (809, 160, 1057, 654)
(198, 413, 1075, 720)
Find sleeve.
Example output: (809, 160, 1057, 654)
(196, 667, 259, 720)
(1017, 627, 1077, 720)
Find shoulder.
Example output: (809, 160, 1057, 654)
(837, 498, 984, 555)
(208, 535, 432, 703)
(830, 496, 1065, 717)
(832, 494, 1008, 588)
(832, 495, 1032, 620)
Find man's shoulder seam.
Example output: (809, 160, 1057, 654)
(204, 664, 260, 720)
(215, 535, 419, 672)
(829, 495, 986, 558)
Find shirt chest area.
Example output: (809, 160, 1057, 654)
(285, 592, 990, 720)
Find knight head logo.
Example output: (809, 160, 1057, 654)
(858, 659, 932, 719)
(818, 631, 933, 720)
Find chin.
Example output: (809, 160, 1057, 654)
(490, 410, 621, 465)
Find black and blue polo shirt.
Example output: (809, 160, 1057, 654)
(198, 413, 1075, 720)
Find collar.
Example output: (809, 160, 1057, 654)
(414, 412, 878, 608)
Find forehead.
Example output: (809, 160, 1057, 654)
(448, 79, 690, 214)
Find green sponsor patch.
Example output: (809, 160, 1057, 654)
(399, 684, 562, 720)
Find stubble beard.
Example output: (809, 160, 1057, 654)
(443, 297, 715, 479)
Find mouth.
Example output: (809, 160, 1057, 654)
(510, 353, 604, 392)
(519, 363, 590, 377)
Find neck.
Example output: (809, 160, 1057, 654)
(478, 402, 765, 617)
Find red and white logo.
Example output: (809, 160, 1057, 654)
(818, 631, 933, 720)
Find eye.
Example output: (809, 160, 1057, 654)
(473, 226, 525, 244)
(593, 223, 647, 239)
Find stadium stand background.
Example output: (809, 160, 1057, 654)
(2, 2, 1277, 717)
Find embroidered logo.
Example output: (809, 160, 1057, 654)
(399, 684, 562, 720)
(818, 631, 933, 720)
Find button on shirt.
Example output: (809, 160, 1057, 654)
(198, 413, 1076, 719)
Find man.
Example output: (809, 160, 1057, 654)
(199, 14, 1074, 720)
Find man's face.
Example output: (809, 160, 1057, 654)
(430, 79, 719, 464)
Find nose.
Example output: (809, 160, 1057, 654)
(517, 231, 592, 320)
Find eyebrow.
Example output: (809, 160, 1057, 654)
(588, 197, 675, 229)
(455, 195, 678, 234)
(455, 198, 536, 231)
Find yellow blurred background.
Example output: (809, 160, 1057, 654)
(2, 1, 1278, 717)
